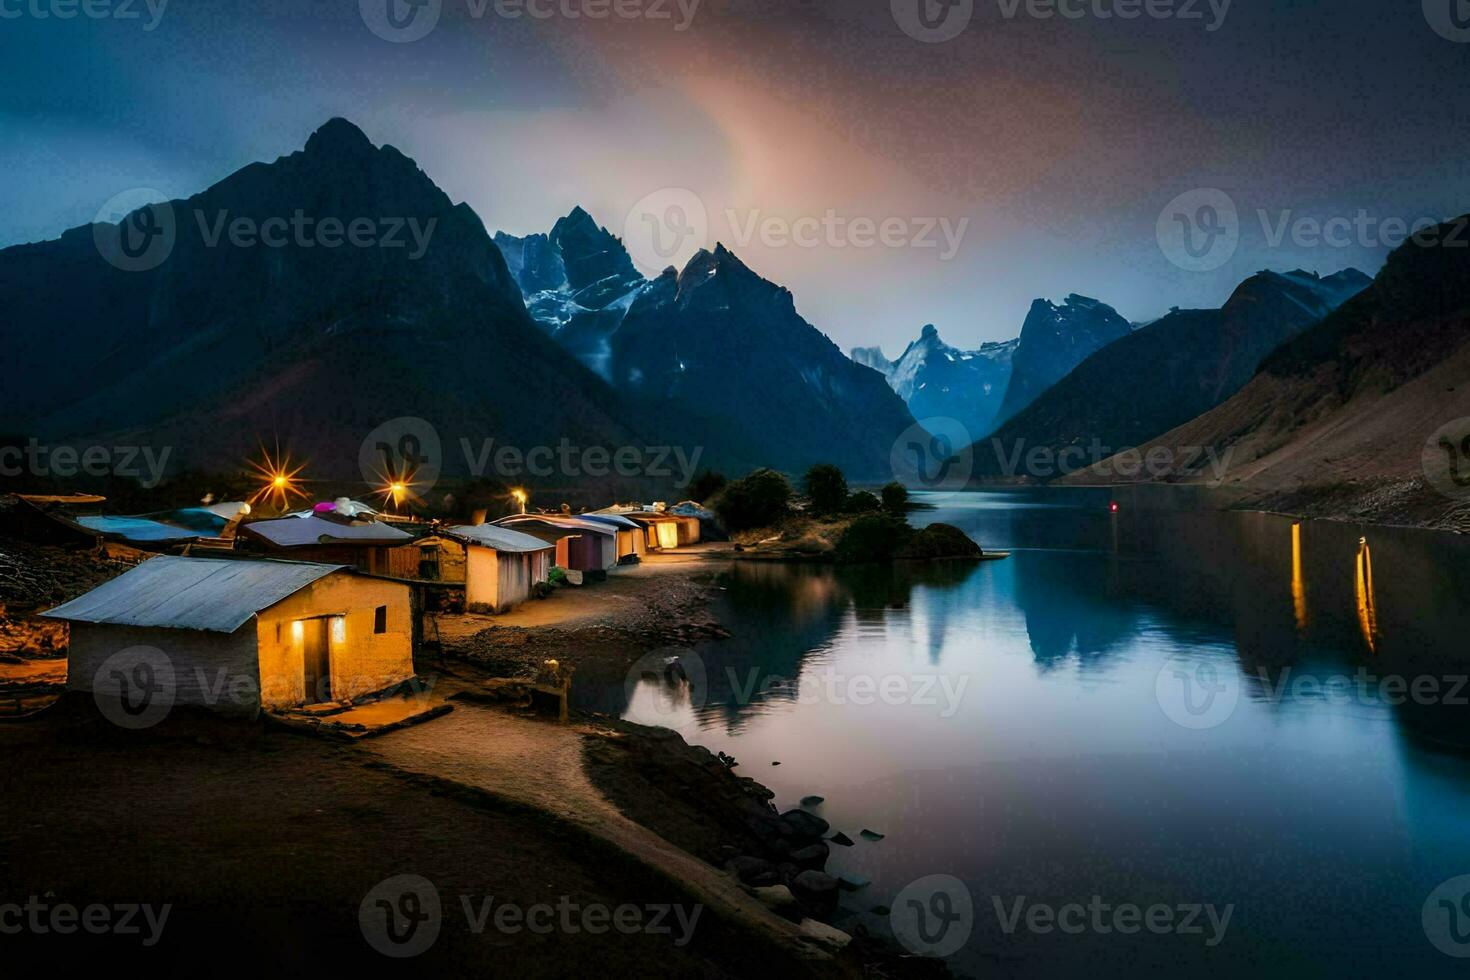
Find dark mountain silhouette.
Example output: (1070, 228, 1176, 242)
(974, 268, 1370, 479)
(496, 214, 918, 478)
(1062, 220, 1470, 530)
(851, 325, 1017, 442)
(1, 122, 917, 486)
(606, 245, 918, 477)
(0, 118, 648, 482)
(495, 208, 647, 381)
(995, 294, 1133, 425)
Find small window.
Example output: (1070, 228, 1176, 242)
(373, 605, 388, 634)
(418, 544, 441, 581)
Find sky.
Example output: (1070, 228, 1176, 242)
(2, 0, 1467, 355)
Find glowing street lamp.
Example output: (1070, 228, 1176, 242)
(511, 488, 528, 514)
(246, 446, 307, 513)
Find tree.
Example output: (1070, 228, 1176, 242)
(881, 481, 909, 515)
(844, 490, 881, 513)
(687, 470, 728, 504)
(712, 468, 793, 530)
(803, 463, 848, 515)
(834, 514, 914, 563)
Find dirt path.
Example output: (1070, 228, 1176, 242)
(364, 702, 831, 962)
(434, 552, 734, 676)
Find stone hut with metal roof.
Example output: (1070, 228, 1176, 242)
(43, 555, 416, 715)
(442, 524, 554, 613)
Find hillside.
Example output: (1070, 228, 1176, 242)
(1061, 217, 1470, 530)
(972, 269, 1369, 479)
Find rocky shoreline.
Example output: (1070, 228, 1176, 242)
(582, 719, 947, 978)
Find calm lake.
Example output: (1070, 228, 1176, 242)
(591, 489, 1470, 977)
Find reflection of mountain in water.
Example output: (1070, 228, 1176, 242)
(1011, 552, 1139, 671)
(579, 560, 987, 730)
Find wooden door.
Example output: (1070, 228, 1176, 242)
(302, 618, 332, 704)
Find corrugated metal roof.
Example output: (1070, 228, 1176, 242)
(499, 514, 616, 537)
(242, 515, 414, 548)
(445, 524, 555, 553)
(42, 556, 347, 632)
(78, 515, 203, 543)
(578, 514, 640, 530)
(491, 517, 584, 541)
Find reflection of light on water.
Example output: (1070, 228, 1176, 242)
(1355, 537, 1378, 654)
(1291, 522, 1308, 633)
(623, 678, 699, 730)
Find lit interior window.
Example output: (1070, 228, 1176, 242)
(331, 616, 346, 645)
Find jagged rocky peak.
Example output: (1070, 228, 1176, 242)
(0, 116, 640, 478)
(670, 244, 775, 305)
(848, 321, 1021, 442)
(996, 292, 1132, 424)
(495, 230, 567, 295)
(851, 346, 895, 374)
(302, 117, 376, 158)
(549, 204, 640, 291)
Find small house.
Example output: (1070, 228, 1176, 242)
(443, 524, 554, 612)
(622, 512, 682, 550)
(578, 513, 646, 561)
(238, 515, 416, 575)
(495, 515, 616, 575)
(384, 533, 468, 583)
(43, 556, 415, 713)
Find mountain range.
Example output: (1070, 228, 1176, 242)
(1061, 217, 1470, 531)
(852, 326, 1017, 441)
(496, 210, 917, 476)
(853, 295, 1131, 444)
(0, 119, 915, 485)
(972, 267, 1371, 479)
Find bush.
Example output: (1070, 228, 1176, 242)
(712, 469, 794, 531)
(833, 515, 914, 563)
(843, 490, 881, 513)
(881, 482, 909, 515)
(687, 470, 728, 504)
(894, 523, 983, 560)
(803, 463, 848, 515)
(548, 566, 568, 586)
(531, 580, 556, 600)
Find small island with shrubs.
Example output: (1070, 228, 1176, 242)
(697, 464, 1005, 564)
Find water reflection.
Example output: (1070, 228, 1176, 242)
(1356, 536, 1379, 654)
(1291, 521, 1308, 633)
(590, 491, 1470, 976)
